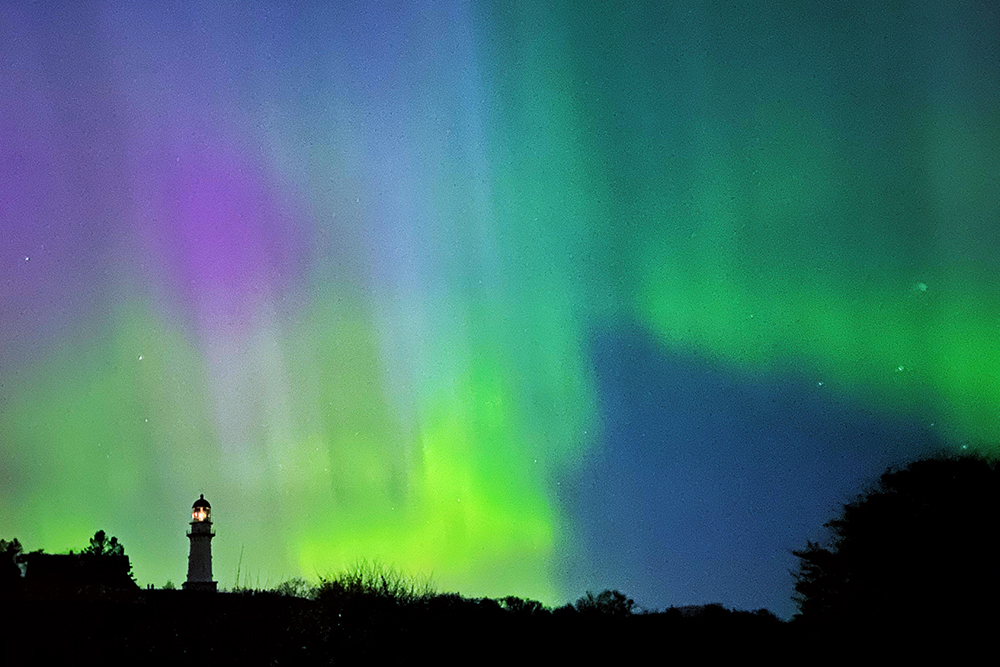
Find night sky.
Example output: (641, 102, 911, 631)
(2, 1, 998, 619)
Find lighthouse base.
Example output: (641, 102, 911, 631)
(182, 581, 218, 592)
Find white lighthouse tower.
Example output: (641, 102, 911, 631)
(183, 494, 217, 592)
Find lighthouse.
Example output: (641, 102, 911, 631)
(183, 494, 217, 592)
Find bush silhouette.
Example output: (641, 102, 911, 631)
(316, 558, 433, 609)
(575, 589, 634, 617)
(500, 595, 545, 616)
(792, 453, 1000, 630)
(273, 576, 315, 599)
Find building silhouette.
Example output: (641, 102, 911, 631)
(20, 553, 138, 599)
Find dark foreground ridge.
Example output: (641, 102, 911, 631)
(4, 583, 981, 665)
(0, 586, 789, 665)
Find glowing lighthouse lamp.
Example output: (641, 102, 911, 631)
(183, 494, 217, 592)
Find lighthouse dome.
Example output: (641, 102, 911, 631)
(191, 494, 211, 522)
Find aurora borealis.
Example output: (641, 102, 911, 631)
(2, 1, 998, 619)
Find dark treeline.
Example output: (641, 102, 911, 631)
(0, 584, 788, 664)
(2, 539, 791, 664)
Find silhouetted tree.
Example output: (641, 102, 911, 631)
(792, 453, 1000, 630)
(82, 530, 125, 556)
(0, 539, 23, 596)
(500, 595, 546, 616)
(81, 530, 134, 582)
(575, 589, 635, 617)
